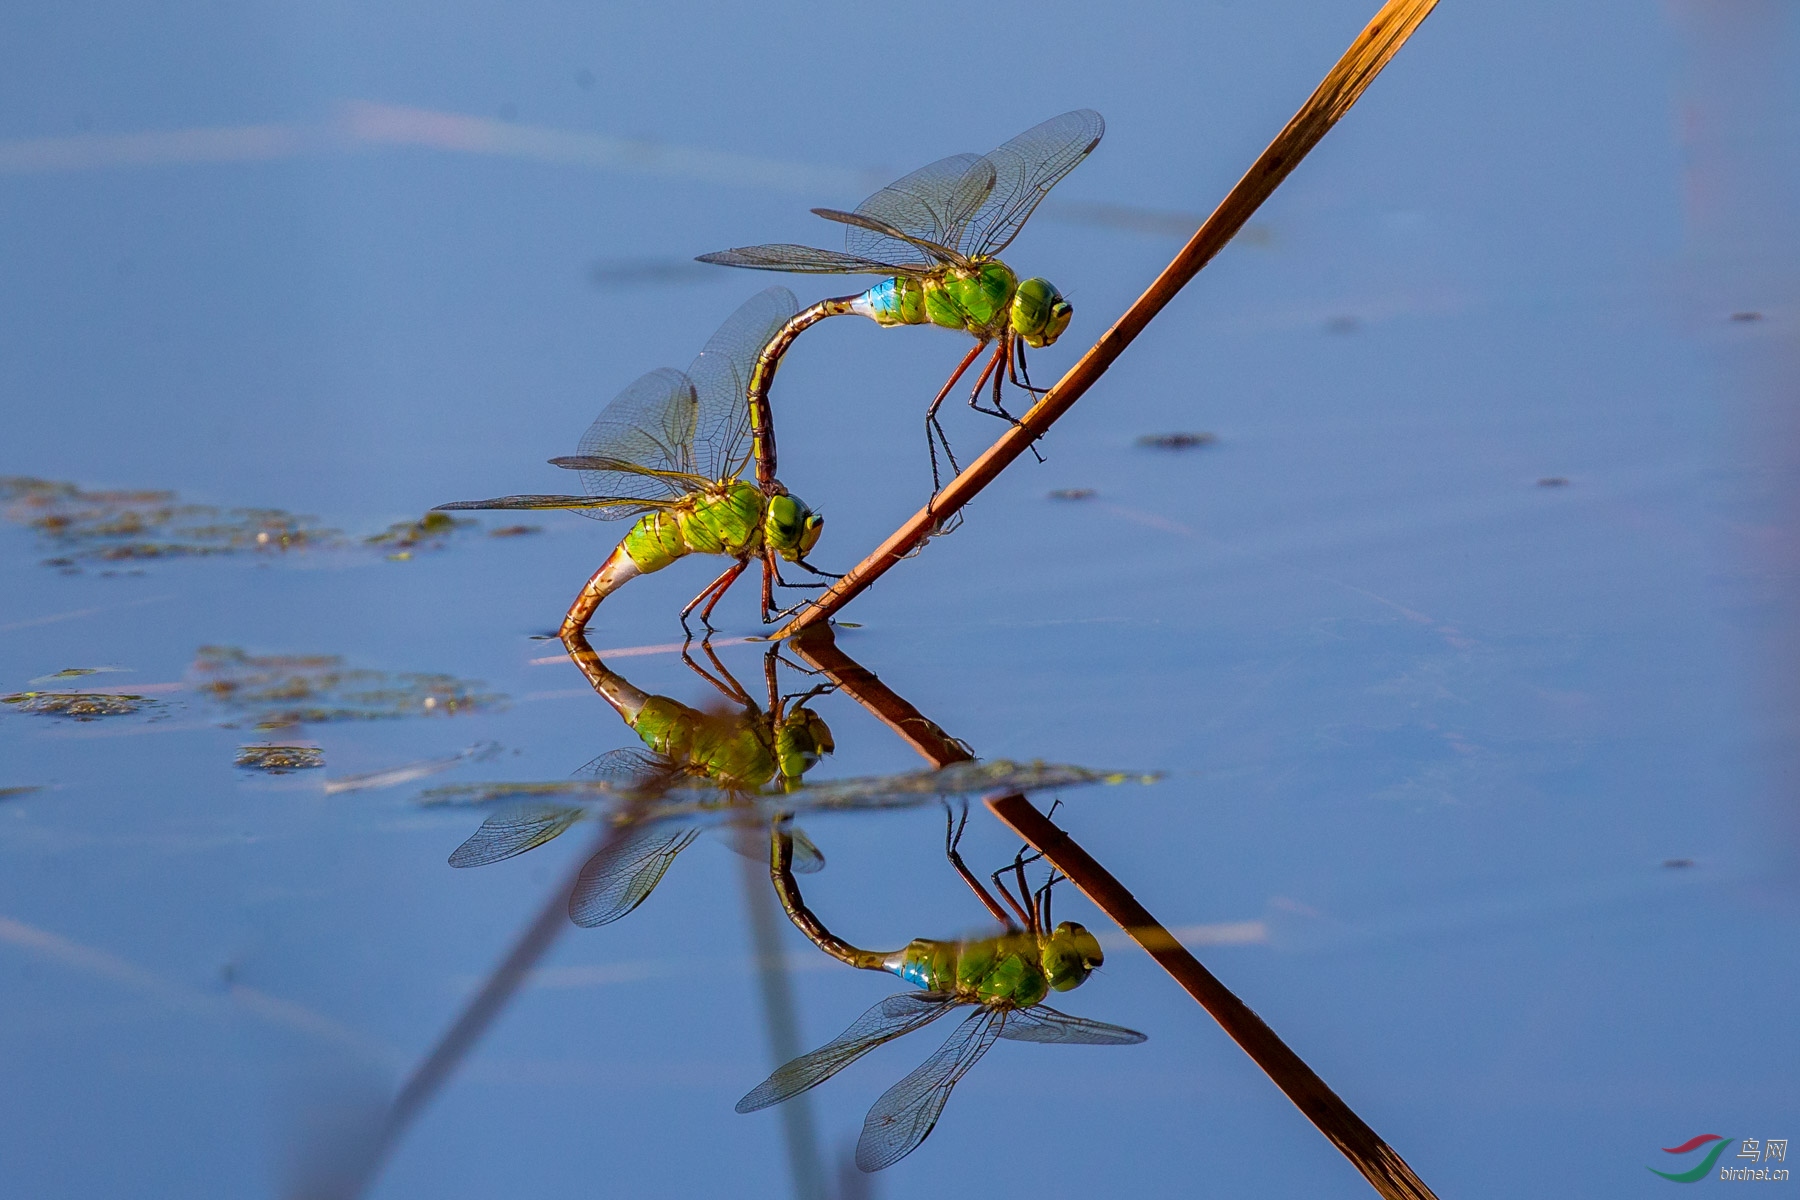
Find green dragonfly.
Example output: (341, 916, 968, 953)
(739, 806, 1145, 1172)
(698, 110, 1105, 492)
(434, 288, 834, 637)
(446, 636, 835, 927)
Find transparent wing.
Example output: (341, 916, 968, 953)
(962, 110, 1105, 260)
(994, 1003, 1147, 1045)
(854, 1007, 1003, 1172)
(843, 152, 997, 265)
(810, 208, 966, 268)
(567, 824, 700, 927)
(569, 367, 703, 517)
(697, 245, 929, 277)
(547, 457, 713, 490)
(432, 494, 670, 522)
(686, 287, 799, 481)
(720, 820, 826, 873)
(576, 747, 676, 787)
(447, 804, 584, 868)
(736, 992, 958, 1113)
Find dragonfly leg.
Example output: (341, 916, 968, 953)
(989, 855, 1036, 932)
(924, 342, 986, 494)
(1007, 337, 1050, 396)
(944, 802, 1016, 929)
(679, 559, 748, 635)
(975, 340, 1046, 464)
(681, 633, 755, 708)
(760, 549, 777, 623)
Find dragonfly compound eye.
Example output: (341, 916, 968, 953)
(776, 708, 835, 780)
(1012, 277, 1072, 347)
(1043, 921, 1105, 991)
(799, 511, 824, 555)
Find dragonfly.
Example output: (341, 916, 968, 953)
(738, 805, 1145, 1172)
(434, 288, 835, 637)
(447, 636, 835, 927)
(698, 110, 1105, 493)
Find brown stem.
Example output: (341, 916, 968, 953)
(787, 627, 1438, 1200)
(775, 0, 1440, 637)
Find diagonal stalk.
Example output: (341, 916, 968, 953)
(775, 0, 1440, 638)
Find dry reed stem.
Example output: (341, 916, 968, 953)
(776, 0, 1440, 638)
(788, 626, 1439, 1200)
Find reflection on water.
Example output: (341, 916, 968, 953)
(742, 811, 1143, 1172)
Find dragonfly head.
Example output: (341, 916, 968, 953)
(765, 493, 824, 561)
(775, 707, 835, 786)
(1041, 921, 1105, 991)
(1011, 277, 1074, 348)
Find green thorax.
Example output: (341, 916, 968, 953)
(889, 932, 1050, 1009)
(621, 481, 765, 573)
(630, 695, 777, 790)
(923, 261, 1018, 336)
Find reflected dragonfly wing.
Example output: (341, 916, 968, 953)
(696, 244, 929, 277)
(448, 804, 585, 868)
(963, 110, 1106, 260)
(685, 287, 800, 482)
(567, 825, 700, 927)
(718, 820, 825, 872)
(994, 1003, 1147, 1045)
(854, 1007, 1003, 1172)
(736, 992, 958, 1113)
(576, 746, 681, 791)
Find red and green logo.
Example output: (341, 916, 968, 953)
(1650, 1135, 1733, 1183)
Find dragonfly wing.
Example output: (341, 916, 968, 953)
(844, 152, 997, 265)
(994, 1003, 1148, 1045)
(788, 824, 826, 874)
(573, 367, 704, 507)
(962, 110, 1106, 260)
(736, 992, 958, 1113)
(567, 825, 700, 927)
(810, 208, 966, 268)
(432, 494, 667, 522)
(686, 287, 800, 481)
(549, 456, 714, 491)
(854, 1007, 1003, 1172)
(575, 747, 681, 791)
(447, 804, 585, 868)
(696, 244, 925, 276)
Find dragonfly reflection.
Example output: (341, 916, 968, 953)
(740, 806, 1145, 1172)
(447, 636, 835, 926)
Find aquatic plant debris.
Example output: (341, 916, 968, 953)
(1, 477, 491, 567)
(1048, 488, 1097, 501)
(1, 691, 159, 720)
(416, 759, 1159, 823)
(191, 646, 505, 729)
(235, 744, 326, 773)
(0, 786, 43, 802)
(27, 667, 127, 685)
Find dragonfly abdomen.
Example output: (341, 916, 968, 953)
(850, 277, 928, 327)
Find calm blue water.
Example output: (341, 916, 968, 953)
(2, 1, 1795, 1196)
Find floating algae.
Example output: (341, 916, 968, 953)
(2, 478, 491, 567)
(1, 691, 159, 720)
(0, 786, 43, 802)
(192, 646, 504, 729)
(235, 744, 326, 773)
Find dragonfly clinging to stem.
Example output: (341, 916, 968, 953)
(698, 110, 1105, 495)
(434, 288, 835, 637)
(738, 804, 1145, 1171)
